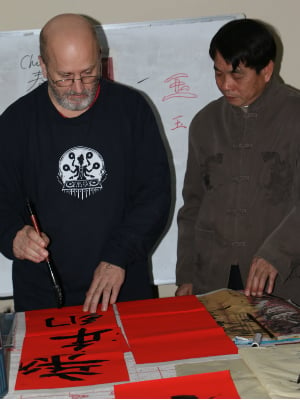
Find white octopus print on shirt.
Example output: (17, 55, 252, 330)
(57, 146, 107, 200)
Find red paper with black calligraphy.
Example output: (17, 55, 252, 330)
(15, 305, 130, 390)
(24, 305, 119, 336)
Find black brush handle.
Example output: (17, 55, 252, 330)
(26, 199, 64, 308)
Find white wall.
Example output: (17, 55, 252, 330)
(1, 0, 299, 298)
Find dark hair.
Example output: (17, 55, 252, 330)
(209, 18, 276, 73)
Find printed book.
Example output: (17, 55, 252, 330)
(247, 294, 300, 340)
(199, 289, 300, 341)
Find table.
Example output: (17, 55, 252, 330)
(4, 293, 300, 398)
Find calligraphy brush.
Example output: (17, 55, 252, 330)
(26, 199, 64, 308)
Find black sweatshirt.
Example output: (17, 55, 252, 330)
(0, 79, 171, 311)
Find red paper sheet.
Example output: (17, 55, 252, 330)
(20, 325, 128, 358)
(118, 296, 238, 363)
(15, 305, 130, 390)
(120, 309, 219, 338)
(114, 370, 240, 399)
(117, 295, 206, 318)
(25, 305, 118, 336)
(16, 350, 129, 390)
(122, 326, 237, 363)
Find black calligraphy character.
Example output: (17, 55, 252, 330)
(46, 315, 77, 327)
(45, 313, 101, 328)
(19, 353, 108, 381)
(27, 70, 46, 92)
(79, 313, 101, 325)
(50, 327, 112, 351)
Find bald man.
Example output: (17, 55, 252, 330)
(0, 14, 171, 312)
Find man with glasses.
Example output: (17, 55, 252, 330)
(0, 13, 171, 312)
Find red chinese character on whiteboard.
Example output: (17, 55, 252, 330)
(162, 73, 197, 101)
(171, 115, 187, 131)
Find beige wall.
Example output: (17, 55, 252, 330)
(1, 0, 299, 298)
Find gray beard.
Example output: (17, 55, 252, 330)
(48, 82, 98, 111)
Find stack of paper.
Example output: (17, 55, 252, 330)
(117, 295, 238, 364)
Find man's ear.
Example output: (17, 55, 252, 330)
(262, 60, 274, 83)
(38, 55, 47, 79)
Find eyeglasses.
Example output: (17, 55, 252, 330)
(49, 75, 100, 87)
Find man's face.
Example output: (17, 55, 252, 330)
(213, 51, 273, 107)
(39, 36, 101, 113)
(46, 67, 99, 112)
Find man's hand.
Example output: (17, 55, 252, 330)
(13, 225, 49, 262)
(244, 257, 278, 297)
(83, 261, 125, 313)
(175, 283, 193, 296)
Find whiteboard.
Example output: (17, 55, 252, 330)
(0, 14, 244, 295)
